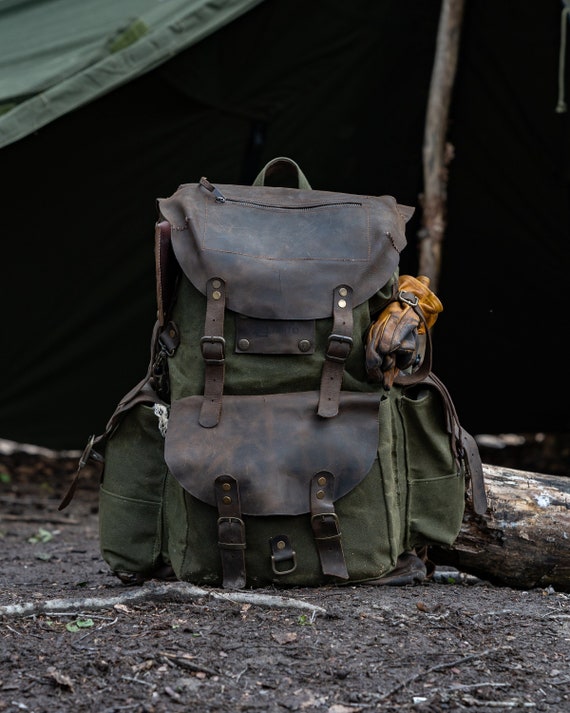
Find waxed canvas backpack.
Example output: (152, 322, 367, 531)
(61, 157, 486, 588)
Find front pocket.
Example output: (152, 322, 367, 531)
(163, 390, 397, 586)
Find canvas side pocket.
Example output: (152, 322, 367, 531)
(398, 384, 465, 550)
(99, 403, 170, 580)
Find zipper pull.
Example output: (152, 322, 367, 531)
(199, 177, 226, 202)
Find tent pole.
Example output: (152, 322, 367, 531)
(418, 0, 465, 293)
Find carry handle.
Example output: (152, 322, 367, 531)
(253, 156, 312, 189)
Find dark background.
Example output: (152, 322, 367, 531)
(2, 0, 569, 450)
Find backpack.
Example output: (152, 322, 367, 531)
(61, 157, 486, 588)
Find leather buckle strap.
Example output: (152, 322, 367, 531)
(215, 475, 246, 589)
(199, 278, 226, 428)
(310, 471, 349, 579)
(318, 285, 354, 418)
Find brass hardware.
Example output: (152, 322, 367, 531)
(317, 475, 327, 486)
(222, 495, 232, 504)
(298, 339, 311, 352)
(316, 490, 325, 499)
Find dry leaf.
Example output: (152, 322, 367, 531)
(46, 666, 74, 691)
(271, 631, 297, 644)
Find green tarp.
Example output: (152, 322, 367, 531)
(0, 0, 263, 148)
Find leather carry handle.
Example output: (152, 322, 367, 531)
(252, 156, 312, 189)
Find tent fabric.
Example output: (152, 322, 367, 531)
(0, 0, 264, 149)
(1, 0, 569, 449)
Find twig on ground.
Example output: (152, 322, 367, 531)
(121, 676, 156, 689)
(0, 581, 327, 619)
(378, 647, 505, 701)
(160, 652, 218, 676)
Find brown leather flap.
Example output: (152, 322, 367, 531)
(158, 181, 412, 320)
(164, 390, 382, 516)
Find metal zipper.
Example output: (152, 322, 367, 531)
(199, 177, 361, 209)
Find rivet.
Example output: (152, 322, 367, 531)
(298, 339, 311, 352)
(212, 290, 221, 300)
(338, 299, 347, 309)
(223, 495, 232, 505)
(316, 490, 325, 499)
(339, 287, 348, 297)
(212, 279, 221, 289)
(317, 476, 327, 486)
(169, 329, 176, 338)
(276, 540, 286, 551)
(222, 482, 231, 491)
(238, 338, 250, 351)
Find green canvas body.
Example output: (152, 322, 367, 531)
(93, 158, 483, 588)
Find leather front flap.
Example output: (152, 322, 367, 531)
(164, 390, 382, 516)
(158, 182, 412, 320)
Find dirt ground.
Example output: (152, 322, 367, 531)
(1, 442, 569, 713)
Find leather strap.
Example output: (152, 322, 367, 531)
(424, 373, 488, 515)
(318, 286, 354, 418)
(199, 278, 226, 428)
(310, 471, 349, 579)
(460, 430, 488, 515)
(215, 475, 246, 589)
(154, 220, 180, 327)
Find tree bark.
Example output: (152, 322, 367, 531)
(418, 0, 465, 292)
(432, 463, 570, 591)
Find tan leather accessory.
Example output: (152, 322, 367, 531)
(365, 275, 443, 389)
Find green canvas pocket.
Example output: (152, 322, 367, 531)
(99, 403, 170, 578)
(397, 384, 465, 549)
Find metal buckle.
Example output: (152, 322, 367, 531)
(310, 512, 342, 541)
(217, 516, 246, 549)
(78, 434, 104, 469)
(326, 333, 353, 363)
(398, 290, 419, 307)
(271, 551, 297, 576)
(200, 335, 226, 364)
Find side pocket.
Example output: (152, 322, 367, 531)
(398, 384, 465, 550)
(99, 403, 170, 580)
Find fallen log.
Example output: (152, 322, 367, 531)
(431, 463, 570, 591)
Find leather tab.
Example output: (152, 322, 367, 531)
(199, 278, 226, 428)
(310, 471, 349, 579)
(318, 286, 354, 418)
(269, 534, 297, 575)
(235, 316, 315, 354)
(215, 475, 246, 589)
